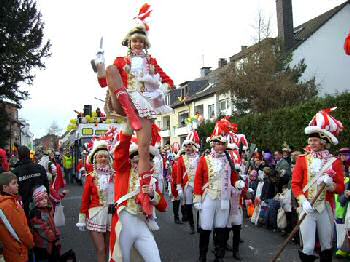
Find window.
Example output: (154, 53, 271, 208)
(162, 116, 170, 130)
(194, 104, 204, 116)
(165, 94, 170, 105)
(180, 86, 188, 99)
(208, 104, 215, 118)
(219, 99, 227, 111)
(180, 135, 186, 145)
(178, 111, 189, 127)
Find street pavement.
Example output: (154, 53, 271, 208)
(60, 184, 341, 262)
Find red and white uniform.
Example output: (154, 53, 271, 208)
(170, 160, 179, 200)
(79, 169, 114, 232)
(98, 55, 174, 118)
(110, 133, 167, 262)
(176, 153, 200, 204)
(292, 151, 345, 255)
(194, 151, 238, 230)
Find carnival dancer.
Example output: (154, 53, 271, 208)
(76, 140, 114, 262)
(109, 124, 167, 262)
(170, 151, 184, 224)
(93, 3, 174, 223)
(176, 130, 201, 234)
(194, 119, 239, 262)
(292, 107, 345, 261)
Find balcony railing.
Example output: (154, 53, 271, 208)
(159, 130, 170, 137)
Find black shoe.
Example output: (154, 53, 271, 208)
(190, 225, 195, 235)
(197, 256, 206, 262)
(174, 218, 183, 224)
(298, 250, 317, 262)
(226, 244, 233, 252)
(233, 252, 242, 261)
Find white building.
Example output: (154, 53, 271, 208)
(19, 118, 34, 150)
(278, 0, 350, 95)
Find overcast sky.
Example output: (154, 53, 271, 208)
(19, 0, 346, 138)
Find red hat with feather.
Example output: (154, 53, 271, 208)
(305, 107, 344, 145)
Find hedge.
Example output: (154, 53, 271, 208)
(199, 92, 350, 153)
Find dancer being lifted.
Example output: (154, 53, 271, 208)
(92, 3, 174, 219)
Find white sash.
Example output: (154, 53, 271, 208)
(0, 208, 21, 243)
(302, 157, 337, 193)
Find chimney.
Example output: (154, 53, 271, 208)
(276, 0, 295, 51)
(200, 67, 211, 78)
(241, 46, 248, 51)
(218, 58, 227, 68)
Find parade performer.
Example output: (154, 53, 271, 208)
(93, 3, 174, 222)
(109, 124, 167, 262)
(170, 151, 184, 224)
(228, 180, 246, 260)
(176, 130, 201, 234)
(193, 119, 239, 262)
(292, 107, 345, 261)
(76, 140, 114, 262)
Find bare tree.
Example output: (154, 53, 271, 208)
(251, 9, 272, 43)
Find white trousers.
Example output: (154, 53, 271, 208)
(184, 185, 194, 204)
(200, 196, 229, 230)
(299, 207, 333, 255)
(119, 211, 161, 262)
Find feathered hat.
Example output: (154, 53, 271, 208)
(305, 107, 343, 145)
(122, 3, 152, 48)
(182, 130, 201, 149)
(208, 117, 235, 144)
(88, 140, 110, 164)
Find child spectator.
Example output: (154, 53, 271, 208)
(30, 185, 61, 262)
(0, 171, 34, 262)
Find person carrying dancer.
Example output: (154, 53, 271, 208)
(109, 124, 167, 262)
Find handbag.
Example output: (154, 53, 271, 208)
(54, 203, 66, 227)
(251, 204, 260, 224)
(277, 207, 287, 229)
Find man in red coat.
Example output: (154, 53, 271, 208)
(193, 119, 238, 262)
(292, 108, 345, 261)
(176, 130, 201, 234)
(109, 125, 167, 262)
(170, 154, 183, 224)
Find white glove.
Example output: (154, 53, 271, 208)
(302, 200, 314, 214)
(138, 74, 160, 84)
(194, 202, 202, 210)
(317, 175, 333, 186)
(235, 180, 245, 190)
(248, 188, 255, 193)
(95, 50, 105, 66)
(323, 175, 333, 186)
(76, 222, 86, 231)
(160, 83, 170, 94)
(177, 189, 183, 198)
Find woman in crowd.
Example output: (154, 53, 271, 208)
(76, 141, 114, 262)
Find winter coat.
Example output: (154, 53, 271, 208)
(0, 194, 34, 262)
